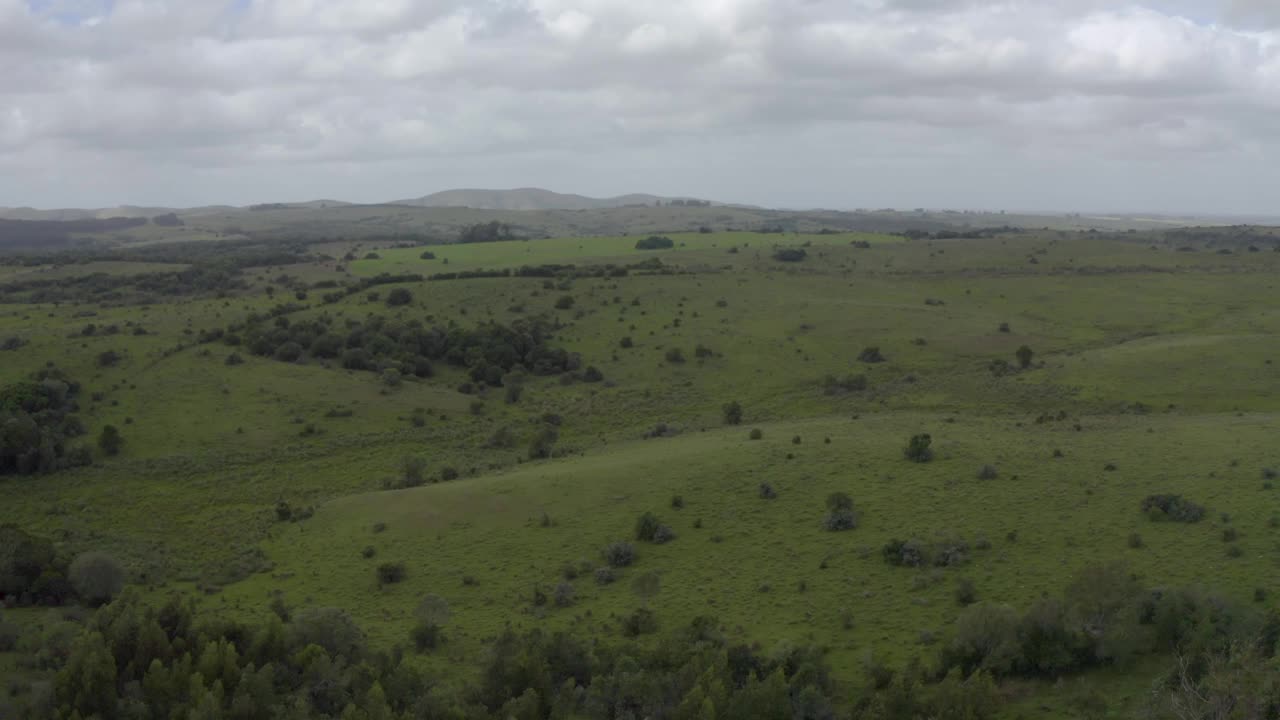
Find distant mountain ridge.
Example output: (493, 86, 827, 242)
(388, 187, 714, 211)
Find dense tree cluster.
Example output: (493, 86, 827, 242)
(234, 312, 580, 387)
(633, 235, 674, 250)
(458, 221, 515, 244)
(0, 368, 91, 476)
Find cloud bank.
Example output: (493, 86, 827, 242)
(2, 0, 1278, 212)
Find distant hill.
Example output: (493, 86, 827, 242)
(389, 188, 714, 211)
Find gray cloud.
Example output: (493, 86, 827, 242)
(1, 0, 1278, 212)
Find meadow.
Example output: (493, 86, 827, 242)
(1, 226, 1278, 718)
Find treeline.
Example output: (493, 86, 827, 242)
(0, 367, 91, 476)
(226, 312, 581, 386)
(458, 221, 515, 244)
(0, 217, 148, 250)
(898, 226, 1023, 240)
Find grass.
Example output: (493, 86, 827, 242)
(2, 229, 1278, 715)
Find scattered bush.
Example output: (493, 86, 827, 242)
(826, 492, 853, 512)
(665, 347, 686, 364)
(621, 607, 659, 636)
(603, 541, 635, 568)
(594, 567, 616, 585)
(904, 434, 934, 463)
(977, 464, 998, 480)
(97, 425, 123, 457)
(376, 562, 407, 585)
(772, 248, 807, 262)
(554, 295, 575, 310)
(955, 578, 978, 606)
(386, 288, 413, 306)
(722, 400, 743, 425)
(652, 525, 677, 544)
(823, 509, 858, 532)
(554, 581, 576, 607)
(670, 495, 684, 509)
(749, 428, 763, 440)
(635, 512, 663, 542)
(1141, 494, 1206, 523)
(857, 346, 885, 363)
(1016, 345, 1034, 369)
(759, 482, 777, 500)
(635, 235, 675, 250)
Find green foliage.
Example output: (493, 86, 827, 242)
(1016, 344, 1035, 369)
(772, 247, 807, 262)
(97, 424, 123, 456)
(385, 287, 413, 306)
(904, 433, 934, 463)
(722, 400, 743, 425)
(635, 235, 675, 250)
(1141, 494, 1206, 522)
(68, 551, 125, 606)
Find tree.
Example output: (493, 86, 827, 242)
(413, 594, 450, 651)
(69, 552, 125, 606)
(904, 433, 933, 463)
(386, 288, 413, 306)
(722, 401, 743, 425)
(1016, 345, 1034, 369)
(635, 235, 675, 250)
(98, 425, 122, 456)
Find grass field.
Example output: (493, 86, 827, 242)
(1, 228, 1278, 717)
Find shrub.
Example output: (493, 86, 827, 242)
(857, 346, 885, 363)
(749, 428, 763, 440)
(554, 295, 575, 310)
(998, 322, 1011, 333)
(225, 352, 244, 366)
(824, 509, 857, 532)
(665, 347, 686, 364)
(361, 546, 376, 559)
(722, 400, 743, 425)
(68, 552, 125, 606)
(635, 235, 675, 250)
(977, 464, 998, 480)
(823, 373, 868, 394)
(635, 512, 662, 542)
(582, 366, 604, 382)
(386, 288, 413, 306)
(772, 248, 807, 262)
(619, 337, 634, 349)
(376, 562, 406, 585)
(96, 350, 121, 368)
(401, 456, 428, 487)
(1227, 545, 1243, 558)
(97, 425, 123, 457)
(652, 525, 676, 544)
(603, 541, 635, 568)
(411, 622, 443, 651)
(826, 493, 853, 512)
(621, 608, 659, 636)
(758, 482, 777, 500)
(554, 581, 576, 607)
(1222, 527, 1239, 542)
(904, 434, 933, 463)
(440, 467, 459, 482)
(1016, 345, 1034, 369)
(792, 435, 802, 445)
(1141, 494, 1206, 523)
(955, 578, 978, 606)
(273, 342, 303, 362)
(882, 539, 927, 567)
(594, 567, 616, 585)
(1127, 533, 1144, 549)
(670, 495, 684, 509)
(420, 250, 437, 259)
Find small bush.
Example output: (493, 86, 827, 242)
(772, 248, 807, 262)
(620, 337, 634, 349)
(882, 539, 927, 567)
(1127, 533, 1144, 549)
(665, 347, 686, 364)
(635, 512, 662, 542)
(376, 562, 407, 585)
(857, 346, 885, 363)
(361, 546, 377, 559)
(1223, 527, 1239, 542)
(955, 578, 977, 606)
(594, 567, 616, 585)
(635, 235, 675, 250)
(824, 509, 857, 532)
(411, 622, 443, 651)
(603, 541, 635, 568)
(652, 525, 676, 544)
(1141, 494, 1206, 523)
(758, 482, 777, 500)
(1226, 545, 1243, 558)
(670, 495, 684, 509)
(621, 607, 659, 636)
(386, 288, 413, 306)
(225, 352, 245, 366)
(976, 464, 998, 480)
(791, 435, 802, 445)
(722, 400, 743, 425)
(903, 434, 933, 463)
(749, 428, 763, 440)
(554, 581, 576, 607)
(554, 295, 575, 310)
(98, 425, 123, 457)
(826, 492, 853, 512)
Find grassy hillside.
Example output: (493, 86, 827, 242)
(1, 227, 1278, 717)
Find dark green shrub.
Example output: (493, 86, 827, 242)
(554, 295, 575, 310)
(883, 539, 927, 567)
(68, 552, 124, 606)
(670, 495, 684, 509)
(758, 482, 777, 500)
(1141, 494, 1205, 523)
(635, 512, 662, 541)
(665, 347, 686, 363)
(273, 342, 303, 362)
(225, 352, 244, 366)
(904, 434, 933, 463)
(621, 607, 659, 636)
(97, 425, 122, 457)
(386, 288, 413, 306)
(554, 581, 576, 607)
(1016, 345, 1034, 369)
(826, 493, 853, 512)
(857, 346, 885, 363)
(772, 248, 807, 262)
(977, 464, 998, 480)
(749, 428, 763, 440)
(594, 567, 616, 585)
(823, 509, 857, 532)
(955, 578, 977, 606)
(635, 235, 675, 250)
(603, 541, 635, 568)
(722, 401, 743, 425)
(376, 562, 406, 584)
(652, 525, 676, 544)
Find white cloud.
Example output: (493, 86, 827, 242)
(0, 0, 1278, 212)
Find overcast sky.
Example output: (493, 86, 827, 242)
(2, 0, 1279, 212)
